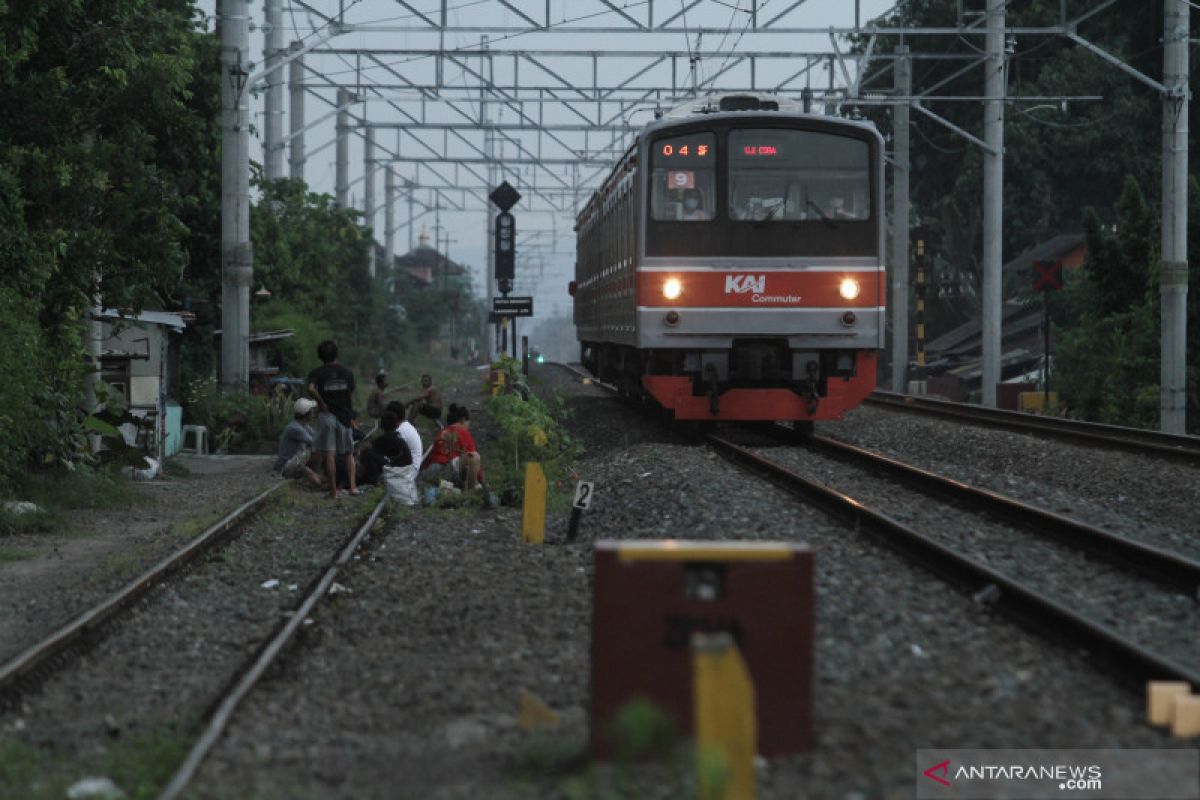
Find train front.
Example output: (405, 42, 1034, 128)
(636, 113, 884, 422)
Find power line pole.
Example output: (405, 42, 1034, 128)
(219, 0, 252, 389)
(336, 87, 350, 207)
(1161, 0, 1190, 433)
(981, 0, 1005, 408)
(384, 166, 396, 278)
(364, 125, 376, 278)
(890, 44, 911, 393)
(288, 41, 306, 181)
(262, 0, 284, 181)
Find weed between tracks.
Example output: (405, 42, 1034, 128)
(508, 698, 718, 800)
(0, 724, 193, 800)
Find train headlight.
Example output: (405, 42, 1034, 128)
(662, 277, 683, 300)
(838, 277, 861, 300)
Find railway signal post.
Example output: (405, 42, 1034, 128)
(490, 181, 521, 358)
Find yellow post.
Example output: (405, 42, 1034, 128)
(521, 461, 546, 544)
(693, 632, 757, 800)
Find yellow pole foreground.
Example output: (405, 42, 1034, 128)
(521, 461, 546, 544)
(693, 632, 757, 800)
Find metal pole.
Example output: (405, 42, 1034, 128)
(980, 0, 1005, 408)
(364, 125, 376, 278)
(219, 0, 252, 389)
(262, 0, 284, 181)
(336, 88, 350, 207)
(915, 237, 926, 393)
(1043, 289, 1051, 411)
(1161, 0, 1190, 433)
(288, 41, 305, 181)
(891, 45, 911, 393)
(384, 166, 396, 279)
(407, 188, 414, 252)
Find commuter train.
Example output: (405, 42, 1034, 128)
(572, 93, 885, 423)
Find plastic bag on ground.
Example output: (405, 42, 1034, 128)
(383, 463, 419, 506)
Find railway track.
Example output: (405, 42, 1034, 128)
(868, 390, 1200, 466)
(159, 496, 387, 799)
(555, 361, 1200, 691)
(0, 482, 284, 702)
(0, 485, 388, 800)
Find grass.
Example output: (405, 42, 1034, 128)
(0, 506, 62, 537)
(13, 465, 147, 511)
(0, 725, 193, 800)
(0, 547, 34, 562)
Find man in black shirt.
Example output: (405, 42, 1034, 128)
(306, 339, 359, 498)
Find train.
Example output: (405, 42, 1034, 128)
(572, 93, 885, 426)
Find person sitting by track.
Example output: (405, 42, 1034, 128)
(418, 403, 482, 491)
(405, 373, 444, 431)
(358, 409, 422, 486)
(273, 398, 326, 490)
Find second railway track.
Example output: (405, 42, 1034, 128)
(869, 390, 1200, 465)
(555, 361, 1200, 692)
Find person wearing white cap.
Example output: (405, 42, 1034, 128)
(274, 397, 326, 489)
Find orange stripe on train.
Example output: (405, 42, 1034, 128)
(635, 270, 882, 308)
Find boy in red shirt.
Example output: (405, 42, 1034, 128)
(419, 403, 482, 490)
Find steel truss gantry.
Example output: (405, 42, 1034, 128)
(216, 0, 1190, 429)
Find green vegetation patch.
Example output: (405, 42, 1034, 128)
(484, 357, 582, 506)
(0, 725, 192, 800)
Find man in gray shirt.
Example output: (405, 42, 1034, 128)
(275, 398, 325, 489)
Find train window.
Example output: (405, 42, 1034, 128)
(728, 129, 869, 222)
(650, 132, 716, 222)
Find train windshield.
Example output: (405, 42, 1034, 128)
(728, 129, 870, 222)
(644, 123, 878, 258)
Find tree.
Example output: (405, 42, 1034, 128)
(0, 0, 219, 489)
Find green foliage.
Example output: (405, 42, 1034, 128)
(183, 377, 290, 454)
(247, 176, 409, 375)
(252, 300, 336, 378)
(606, 698, 680, 762)
(861, 0, 1168, 340)
(484, 357, 580, 494)
(1053, 177, 1163, 429)
(0, 1, 218, 493)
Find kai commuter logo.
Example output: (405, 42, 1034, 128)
(724, 274, 766, 294)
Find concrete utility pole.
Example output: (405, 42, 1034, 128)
(262, 0, 284, 181)
(336, 88, 350, 207)
(288, 41, 305, 181)
(219, 0, 252, 389)
(384, 166, 396, 276)
(980, 0, 1005, 408)
(1161, 0, 1190, 433)
(364, 125, 376, 278)
(890, 44, 911, 393)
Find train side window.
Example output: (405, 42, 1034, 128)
(650, 132, 716, 222)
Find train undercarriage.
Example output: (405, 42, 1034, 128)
(581, 339, 877, 422)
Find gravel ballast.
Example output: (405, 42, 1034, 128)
(180, 365, 1184, 800)
(822, 405, 1200, 560)
(0, 485, 385, 798)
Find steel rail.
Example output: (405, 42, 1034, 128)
(0, 483, 284, 701)
(551, 361, 1200, 687)
(707, 434, 1200, 691)
(868, 390, 1200, 465)
(158, 496, 388, 800)
(805, 434, 1200, 597)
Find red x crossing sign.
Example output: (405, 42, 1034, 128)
(1033, 259, 1063, 291)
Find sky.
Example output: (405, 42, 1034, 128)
(195, 0, 898, 328)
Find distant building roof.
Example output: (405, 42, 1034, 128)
(96, 308, 187, 332)
(1002, 233, 1086, 275)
